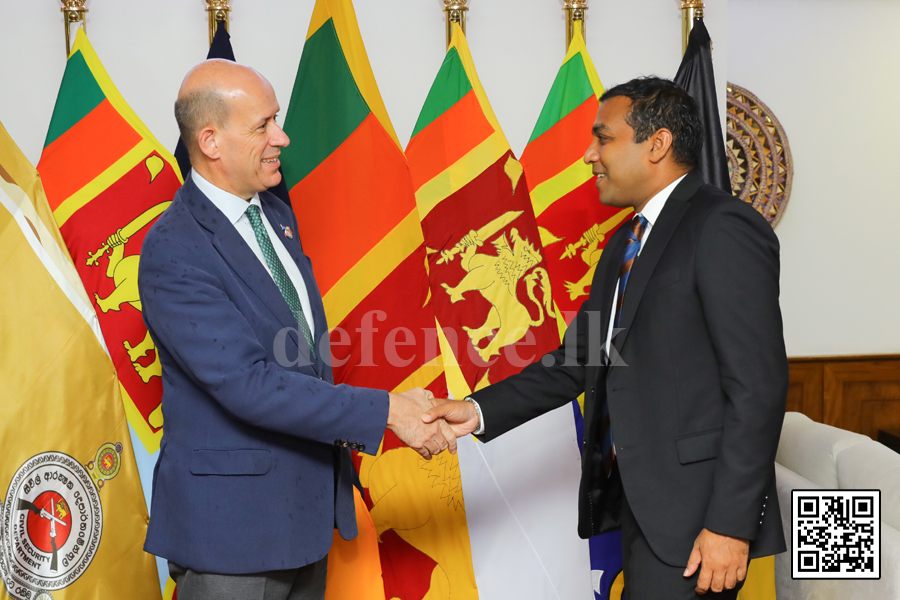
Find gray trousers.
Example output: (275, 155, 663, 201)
(168, 556, 327, 600)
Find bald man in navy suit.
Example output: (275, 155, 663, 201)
(139, 60, 454, 600)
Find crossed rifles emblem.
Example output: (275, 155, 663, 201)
(16, 498, 69, 572)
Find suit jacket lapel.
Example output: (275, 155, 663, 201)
(578, 222, 629, 412)
(181, 179, 304, 354)
(614, 171, 704, 352)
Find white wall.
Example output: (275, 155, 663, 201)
(0, 0, 725, 166)
(729, 0, 900, 356)
(9, 1, 890, 358)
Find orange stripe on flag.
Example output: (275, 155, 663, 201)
(324, 487, 385, 600)
(291, 113, 415, 296)
(38, 99, 142, 210)
(520, 96, 597, 191)
(405, 90, 494, 192)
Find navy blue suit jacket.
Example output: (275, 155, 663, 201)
(139, 176, 389, 573)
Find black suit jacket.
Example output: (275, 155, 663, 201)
(471, 170, 788, 566)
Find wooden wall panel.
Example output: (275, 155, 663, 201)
(786, 362, 824, 421)
(788, 355, 900, 437)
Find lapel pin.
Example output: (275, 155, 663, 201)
(281, 225, 293, 239)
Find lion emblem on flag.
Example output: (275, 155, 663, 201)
(436, 211, 555, 362)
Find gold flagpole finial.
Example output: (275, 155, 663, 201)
(563, 1, 589, 49)
(680, 1, 704, 53)
(206, 0, 232, 46)
(443, 0, 469, 48)
(60, 0, 88, 57)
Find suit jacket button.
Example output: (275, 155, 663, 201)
(342, 441, 350, 447)
(334, 439, 341, 446)
(359, 444, 366, 452)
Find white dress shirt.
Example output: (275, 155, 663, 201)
(192, 170, 315, 339)
(469, 174, 687, 436)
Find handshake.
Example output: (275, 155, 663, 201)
(385, 388, 481, 460)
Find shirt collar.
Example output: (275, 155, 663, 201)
(192, 170, 261, 226)
(638, 174, 687, 227)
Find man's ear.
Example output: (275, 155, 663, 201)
(648, 128, 675, 165)
(196, 127, 219, 160)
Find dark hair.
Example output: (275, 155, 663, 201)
(599, 77, 702, 169)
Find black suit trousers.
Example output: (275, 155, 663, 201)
(620, 476, 746, 600)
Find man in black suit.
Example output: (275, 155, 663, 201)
(425, 77, 788, 598)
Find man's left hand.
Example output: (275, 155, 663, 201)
(683, 528, 749, 595)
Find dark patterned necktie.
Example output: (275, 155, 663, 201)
(601, 214, 648, 476)
(614, 214, 649, 327)
(246, 204, 315, 357)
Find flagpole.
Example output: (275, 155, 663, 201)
(443, 0, 468, 48)
(60, 0, 87, 57)
(680, 1, 704, 53)
(207, 0, 232, 46)
(563, 1, 588, 49)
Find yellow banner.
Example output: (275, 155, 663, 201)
(0, 123, 159, 600)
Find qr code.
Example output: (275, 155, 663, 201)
(792, 489, 880, 579)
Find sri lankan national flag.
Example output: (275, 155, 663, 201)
(521, 21, 632, 325)
(0, 120, 160, 600)
(407, 23, 590, 598)
(407, 24, 562, 393)
(37, 29, 183, 454)
(280, 1, 476, 598)
(520, 24, 630, 600)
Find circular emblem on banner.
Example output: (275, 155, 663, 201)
(0, 453, 102, 600)
(86, 443, 122, 489)
(726, 82, 793, 227)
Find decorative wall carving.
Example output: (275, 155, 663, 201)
(726, 83, 793, 227)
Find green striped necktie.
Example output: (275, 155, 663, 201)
(245, 204, 315, 357)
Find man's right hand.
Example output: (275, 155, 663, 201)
(423, 399, 480, 438)
(387, 388, 457, 460)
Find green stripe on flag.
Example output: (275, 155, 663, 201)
(410, 47, 472, 138)
(528, 53, 594, 144)
(281, 18, 371, 188)
(43, 50, 106, 149)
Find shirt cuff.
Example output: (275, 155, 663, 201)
(464, 397, 485, 435)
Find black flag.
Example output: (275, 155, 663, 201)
(674, 18, 730, 194)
